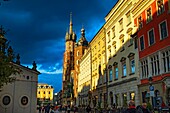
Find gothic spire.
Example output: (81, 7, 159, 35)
(69, 12, 73, 34)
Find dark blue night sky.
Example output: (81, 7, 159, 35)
(0, 0, 117, 93)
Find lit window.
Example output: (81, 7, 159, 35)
(159, 21, 168, 40)
(148, 29, 155, 46)
(130, 92, 135, 101)
(157, 0, 164, 15)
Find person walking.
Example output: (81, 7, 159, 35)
(123, 100, 136, 113)
(45, 103, 51, 113)
(136, 102, 151, 113)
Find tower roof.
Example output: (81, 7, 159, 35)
(65, 13, 77, 42)
(77, 27, 88, 46)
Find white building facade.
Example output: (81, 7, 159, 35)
(77, 48, 91, 106)
(0, 63, 40, 113)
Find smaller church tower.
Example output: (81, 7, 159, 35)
(72, 26, 89, 105)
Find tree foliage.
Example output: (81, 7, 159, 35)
(0, 28, 20, 89)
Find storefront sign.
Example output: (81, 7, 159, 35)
(149, 85, 154, 91)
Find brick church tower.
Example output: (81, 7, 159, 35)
(62, 13, 88, 105)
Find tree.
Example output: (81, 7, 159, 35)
(0, 26, 19, 89)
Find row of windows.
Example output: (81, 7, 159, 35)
(108, 56, 135, 82)
(107, 11, 132, 43)
(38, 91, 51, 94)
(139, 20, 168, 51)
(91, 40, 105, 56)
(109, 92, 135, 106)
(138, 0, 165, 30)
(140, 48, 170, 78)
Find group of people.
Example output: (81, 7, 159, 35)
(38, 103, 58, 113)
(123, 100, 152, 113)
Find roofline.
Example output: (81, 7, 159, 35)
(11, 62, 41, 75)
(89, 23, 105, 44)
(104, 0, 120, 19)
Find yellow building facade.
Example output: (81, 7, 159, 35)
(90, 26, 107, 108)
(37, 83, 54, 101)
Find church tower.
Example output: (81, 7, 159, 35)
(62, 13, 77, 105)
(62, 13, 89, 106)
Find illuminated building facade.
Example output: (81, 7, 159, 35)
(37, 83, 54, 105)
(90, 26, 107, 108)
(104, 0, 140, 107)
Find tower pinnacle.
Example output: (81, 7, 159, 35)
(69, 12, 73, 34)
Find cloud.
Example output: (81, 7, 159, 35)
(0, 0, 117, 92)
